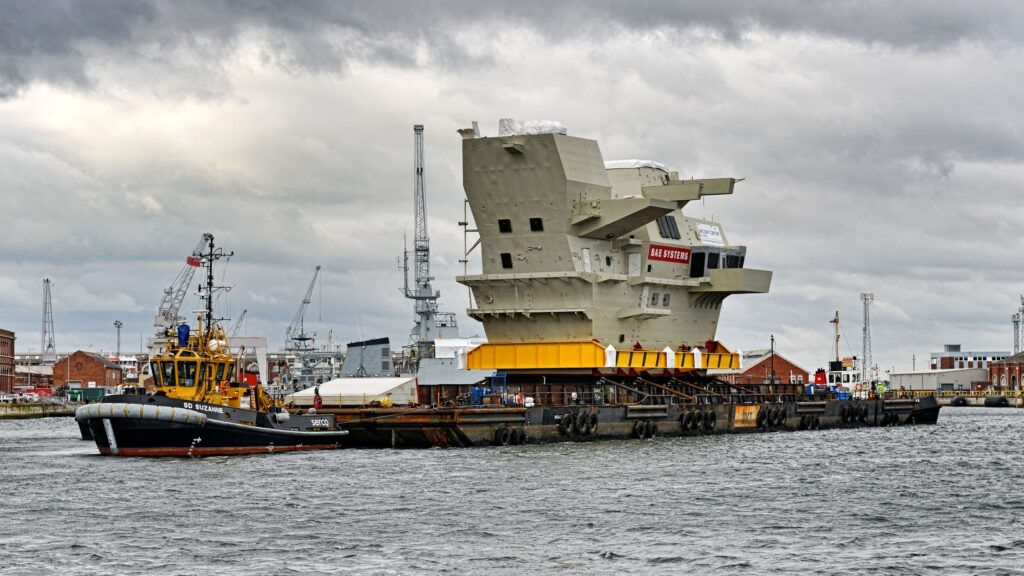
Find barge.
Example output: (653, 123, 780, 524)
(299, 120, 940, 447)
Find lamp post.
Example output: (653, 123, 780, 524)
(113, 321, 123, 359)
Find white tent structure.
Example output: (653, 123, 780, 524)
(286, 377, 417, 407)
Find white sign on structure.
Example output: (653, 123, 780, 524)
(696, 223, 724, 246)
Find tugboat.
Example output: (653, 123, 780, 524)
(76, 235, 348, 456)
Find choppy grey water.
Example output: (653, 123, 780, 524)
(1, 407, 1022, 575)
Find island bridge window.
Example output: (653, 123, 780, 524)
(529, 217, 544, 231)
(500, 252, 513, 269)
(662, 293, 671, 306)
(707, 251, 720, 270)
(650, 291, 659, 306)
(498, 219, 513, 233)
(689, 252, 706, 278)
(656, 215, 682, 240)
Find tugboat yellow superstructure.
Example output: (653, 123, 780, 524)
(149, 320, 275, 413)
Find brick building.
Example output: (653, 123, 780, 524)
(0, 330, 14, 391)
(715, 349, 809, 386)
(53, 351, 124, 390)
(0, 329, 14, 394)
(988, 352, 1024, 391)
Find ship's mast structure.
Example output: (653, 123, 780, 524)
(861, 292, 874, 384)
(403, 124, 442, 358)
(154, 232, 214, 334)
(197, 235, 233, 336)
(286, 265, 321, 352)
(830, 311, 841, 363)
(41, 278, 56, 365)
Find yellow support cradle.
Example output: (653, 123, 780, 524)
(465, 341, 740, 371)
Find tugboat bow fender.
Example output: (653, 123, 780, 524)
(75, 402, 207, 426)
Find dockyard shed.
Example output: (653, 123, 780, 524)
(888, 368, 987, 391)
(286, 376, 417, 407)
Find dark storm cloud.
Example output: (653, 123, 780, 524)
(3, 0, 1023, 99)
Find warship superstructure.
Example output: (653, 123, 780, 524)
(306, 121, 938, 447)
(458, 122, 770, 357)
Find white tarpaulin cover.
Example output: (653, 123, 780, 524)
(497, 118, 567, 136)
(604, 159, 669, 172)
(285, 376, 417, 407)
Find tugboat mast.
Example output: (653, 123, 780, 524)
(198, 235, 233, 336)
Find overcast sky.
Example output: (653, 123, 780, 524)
(2, 1, 1023, 374)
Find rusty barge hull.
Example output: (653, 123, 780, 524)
(322, 396, 940, 449)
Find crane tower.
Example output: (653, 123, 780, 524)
(861, 292, 874, 384)
(286, 266, 321, 351)
(403, 124, 442, 358)
(153, 233, 214, 333)
(41, 278, 56, 365)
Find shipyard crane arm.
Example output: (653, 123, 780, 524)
(285, 266, 321, 349)
(154, 233, 214, 331)
(229, 309, 248, 337)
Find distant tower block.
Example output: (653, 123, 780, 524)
(861, 292, 874, 384)
(41, 278, 56, 365)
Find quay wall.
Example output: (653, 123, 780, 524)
(0, 403, 77, 419)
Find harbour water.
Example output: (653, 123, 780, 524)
(1, 407, 1022, 575)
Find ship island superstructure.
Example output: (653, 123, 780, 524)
(457, 124, 771, 365)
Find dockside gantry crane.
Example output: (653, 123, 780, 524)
(286, 266, 321, 351)
(153, 233, 214, 333)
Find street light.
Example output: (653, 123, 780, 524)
(113, 321, 123, 359)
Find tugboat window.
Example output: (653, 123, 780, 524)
(662, 293, 671, 306)
(214, 363, 226, 384)
(529, 217, 543, 231)
(150, 361, 163, 386)
(178, 361, 197, 387)
(500, 252, 513, 269)
(498, 219, 513, 233)
(650, 291, 659, 306)
(161, 362, 175, 387)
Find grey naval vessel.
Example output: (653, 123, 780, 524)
(308, 120, 939, 447)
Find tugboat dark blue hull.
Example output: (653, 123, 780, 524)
(76, 394, 347, 457)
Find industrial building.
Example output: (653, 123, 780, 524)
(930, 344, 1009, 370)
(53, 351, 124, 390)
(889, 368, 988, 392)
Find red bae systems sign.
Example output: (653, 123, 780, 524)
(648, 244, 691, 264)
